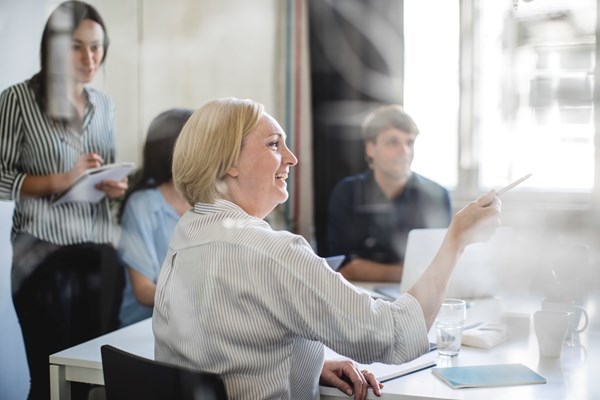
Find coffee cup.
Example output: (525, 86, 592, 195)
(541, 299, 588, 336)
(534, 310, 570, 357)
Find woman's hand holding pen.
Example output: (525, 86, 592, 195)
(67, 153, 129, 199)
(54, 152, 102, 193)
(66, 153, 128, 199)
(68, 153, 128, 198)
(62, 152, 104, 190)
(70, 152, 103, 177)
(446, 190, 502, 252)
(21, 152, 105, 197)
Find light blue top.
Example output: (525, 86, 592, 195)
(118, 188, 180, 327)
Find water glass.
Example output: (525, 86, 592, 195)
(435, 298, 466, 357)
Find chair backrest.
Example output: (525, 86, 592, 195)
(101, 345, 227, 400)
(13, 242, 124, 349)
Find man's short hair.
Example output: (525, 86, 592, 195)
(361, 104, 419, 142)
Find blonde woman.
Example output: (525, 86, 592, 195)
(153, 98, 501, 400)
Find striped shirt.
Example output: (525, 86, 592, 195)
(153, 199, 429, 400)
(0, 81, 115, 245)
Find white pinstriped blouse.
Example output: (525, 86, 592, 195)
(153, 200, 429, 400)
(0, 81, 115, 245)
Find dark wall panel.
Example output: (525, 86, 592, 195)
(308, 0, 404, 255)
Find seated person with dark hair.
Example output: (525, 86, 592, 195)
(117, 108, 192, 327)
(327, 105, 451, 282)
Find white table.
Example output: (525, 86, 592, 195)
(321, 315, 599, 399)
(49, 318, 153, 400)
(49, 298, 599, 400)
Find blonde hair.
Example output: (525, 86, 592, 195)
(172, 98, 264, 204)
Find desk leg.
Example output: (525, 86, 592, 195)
(50, 364, 71, 400)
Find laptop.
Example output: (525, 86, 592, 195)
(376, 227, 513, 300)
(325, 255, 345, 271)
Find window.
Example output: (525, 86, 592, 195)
(405, 0, 597, 199)
(404, 1, 459, 188)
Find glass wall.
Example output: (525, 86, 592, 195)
(405, 0, 597, 197)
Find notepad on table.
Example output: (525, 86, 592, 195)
(324, 345, 437, 383)
(359, 353, 437, 383)
(53, 162, 135, 205)
(432, 363, 546, 389)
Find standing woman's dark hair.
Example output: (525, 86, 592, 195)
(119, 108, 193, 221)
(28, 0, 110, 121)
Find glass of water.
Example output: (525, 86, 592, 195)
(435, 298, 467, 357)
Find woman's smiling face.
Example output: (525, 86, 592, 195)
(225, 113, 298, 218)
(70, 19, 105, 84)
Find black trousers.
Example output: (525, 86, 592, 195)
(12, 235, 124, 400)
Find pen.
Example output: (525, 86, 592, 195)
(379, 361, 437, 383)
(496, 173, 532, 196)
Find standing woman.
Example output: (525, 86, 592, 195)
(0, 2, 126, 399)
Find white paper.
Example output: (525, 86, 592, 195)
(462, 322, 508, 349)
(324, 346, 437, 382)
(52, 162, 135, 205)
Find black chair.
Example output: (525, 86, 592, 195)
(100, 345, 227, 400)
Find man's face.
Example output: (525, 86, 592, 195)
(366, 127, 416, 181)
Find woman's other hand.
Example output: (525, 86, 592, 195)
(320, 359, 383, 399)
(96, 177, 128, 199)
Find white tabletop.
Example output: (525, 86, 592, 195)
(49, 296, 599, 400)
(320, 296, 600, 399)
(49, 318, 153, 387)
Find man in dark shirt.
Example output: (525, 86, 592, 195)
(327, 105, 451, 282)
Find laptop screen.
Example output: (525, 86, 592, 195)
(388, 227, 513, 299)
(325, 255, 345, 271)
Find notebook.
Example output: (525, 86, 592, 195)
(376, 227, 513, 300)
(53, 162, 135, 205)
(323, 345, 437, 383)
(431, 363, 546, 389)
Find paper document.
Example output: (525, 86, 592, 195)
(323, 346, 437, 383)
(53, 162, 135, 205)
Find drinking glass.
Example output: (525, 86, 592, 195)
(436, 298, 467, 357)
